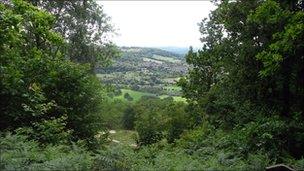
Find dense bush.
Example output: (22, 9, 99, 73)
(92, 141, 278, 170)
(101, 99, 129, 129)
(122, 106, 136, 130)
(179, 0, 304, 163)
(15, 115, 72, 145)
(133, 97, 190, 145)
(135, 109, 164, 145)
(0, 0, 106, 148)
(0, 133, 93, 171)
(165, 101, 189, 143)
(176, 116, 304, 170)
(124, 92, 134, 101)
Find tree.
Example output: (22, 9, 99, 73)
(250, 0, 304, 116)
(180, 0, 304, 157)
(0, 0, 107, 148)
(180, 0, 304, 121)
(124, 93, 133, 101)
(122, 106, 136, 130)
(27, 0, 121, 71)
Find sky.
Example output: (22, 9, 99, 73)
(97, 1, 215, 48)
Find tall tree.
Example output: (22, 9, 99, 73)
(180, 0, 304, 121)
(27, 0, 120, 71)
(0, 0, 107, 148)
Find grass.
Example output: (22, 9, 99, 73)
(159, 95, 187, 102)
(108, 130, 137, 146)
(109, 130, 137, 146)
(152, 55, 181, 63)
(114, 89, 156, 101)
(112, 89, 187, 103)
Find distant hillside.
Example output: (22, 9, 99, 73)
(120, 46, 185, 59)
(96, 47, 188, 96)
(157, 47, 190, 55)
(157, 46, 200, 55)
(97, 47, 187, 74)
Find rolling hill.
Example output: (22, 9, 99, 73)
(96, 47, 188, 100)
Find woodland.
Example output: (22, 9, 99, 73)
(1, 0, 304, 170)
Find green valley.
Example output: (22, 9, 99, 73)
(96, 47, 187, 101)
(1, 0, 304, 171)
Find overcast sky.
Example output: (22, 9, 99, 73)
(97, 1, 215, 48)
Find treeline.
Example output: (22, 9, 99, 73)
(101, 97, 188, 144)
(97, 0, 304, 170)
(179, 0, 304, 159)
(120, 47, 184, 59)
(0, 0, 119, 169)
(1, 0, 304, 170)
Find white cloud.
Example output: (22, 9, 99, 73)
(97, 1, 215, 48)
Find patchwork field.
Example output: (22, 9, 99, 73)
(113, 89, 156, 101)
(112, 88, 186, 102)
(151, 55, 181, 63)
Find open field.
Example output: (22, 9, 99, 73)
(159, 95, 187, 102)
(113, 89, 156, 101)
(151, 55, 181, 63)
(112, 88, 186, 102)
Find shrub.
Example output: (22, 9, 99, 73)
(122, 106, 136, 130)
(124, 93, 133, 101)
(135, 110, 164, 146)
(93, 145, 133, 170)
(0, 0, 106, 149)
(0, 133, 93, 171)
(225, 116, 288, 160)
(15, 115, 72, 145)
(165, 102, 189, 143)
(101, 99, 129, 129)
(133, 99, 168, 145)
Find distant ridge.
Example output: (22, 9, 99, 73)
(119, 46, 184, 59)
(157, 46, 189, 55)
(156, 46, 200, 55)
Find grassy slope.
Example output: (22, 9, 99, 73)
(151, 55, 181, 63)
(114, 89, 156, 101)
(113, 88, 186, 102)
(159, 95, 187, 102)
(108, 130, 137, 146)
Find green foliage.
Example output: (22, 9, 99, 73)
(0, 0, 107, 149)
(122, 106, 136, 130)
(93, 145, 133, 170)
(15, 115, 72, 145)
(0, 133, 93, 171)
(180, 0, 304, 161)
(176, 122, 274, 170)
(227, 116, 287, 160)
(1, 0, 303, 170)
(92, 123, 304, 170)
(135, 109, 164, 145)
(133, 98, 190, 145)
(176, 114, 304, 169)
(133, 98, 168, 145)
(100, 99, 129, 129)
(165, 102, 189, 143)
(92, 141, 275, 170)
(28, 0, 121, 69)
(124, 92, 134, 101)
